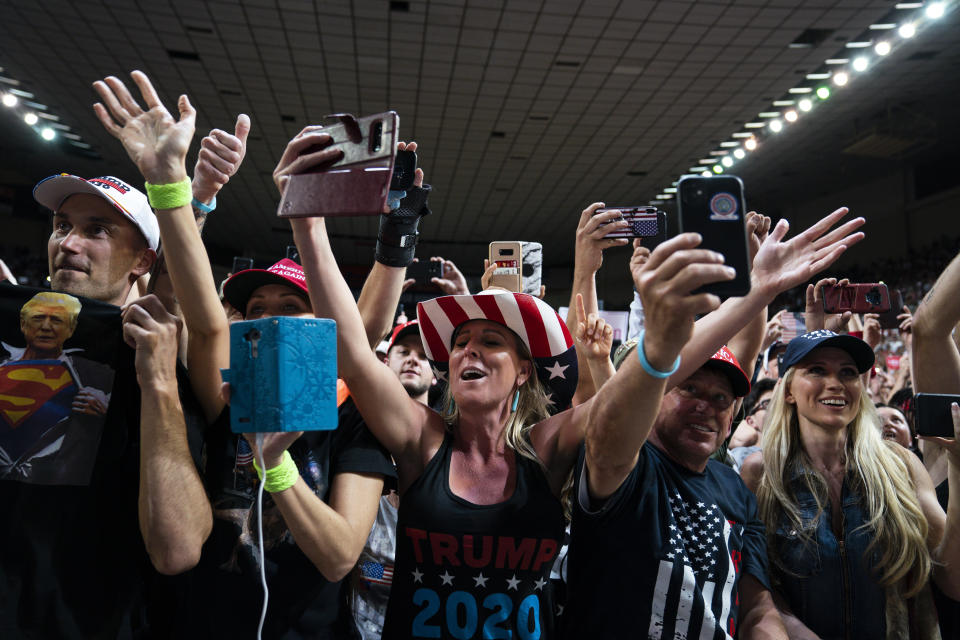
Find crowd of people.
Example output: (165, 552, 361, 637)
(1, 68, 958, 640)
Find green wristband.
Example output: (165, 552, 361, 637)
(252, 450, 299, 493)
(144, 178, 192, 210)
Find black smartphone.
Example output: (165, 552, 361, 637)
(677, 175, 751, 297)
(286, 245, 300, 263)
(407, 260, 442, 283)
(877, 289, 904, 329)
(599, 207, 665, 239)
(391, 150, 417, 191)
(914, 393, 960, 438)
(232, 256, 254, 274)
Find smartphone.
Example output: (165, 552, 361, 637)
(599, 207, 664, 239)
(406, 260, 442, 283)
(489, 241, 523, 292)
(232, 256, 254, 274)
(677, 176, 751, 297)
(278, 111, 399, 218)
(877, 289, 904, 329)
(223, 317, 339, 433)
(822, 283, 891, 314)
(914, 393, 960, 438)
(521, 242, 542, 296)
(285, 245, 300, 263)
(391, 150, 417, 191)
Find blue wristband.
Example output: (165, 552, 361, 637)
(636, 329, 681, 378)
(191, 196, 216, 213)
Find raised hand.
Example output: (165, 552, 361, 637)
(804, 277, 852, 332)
(93, 70, 194, 185)
(430, 256, 470, 295)
(632, 233, 734, 367)
(745, 211, 771, 266)
(575, 203, 630, 274)
(193, 114, 251, 204)
(273, 125, 343, 197)
(751, 207, 865, 298)
(574, 293, 613, 362)
(862, 313, 882, 350)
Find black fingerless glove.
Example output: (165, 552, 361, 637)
(375, 184, 432, 267)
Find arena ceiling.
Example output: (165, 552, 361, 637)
(1, 0, 958, 285)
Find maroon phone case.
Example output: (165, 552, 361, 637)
(822, 283, 891, 314)
(278, 112, 398, 218)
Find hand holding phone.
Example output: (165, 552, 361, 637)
(232, 256, 254, 274)
(278, 111, 399, 218)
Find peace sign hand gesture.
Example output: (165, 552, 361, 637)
(92, 70, 195, 185)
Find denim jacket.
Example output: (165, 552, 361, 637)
(771, 472, 886, 640)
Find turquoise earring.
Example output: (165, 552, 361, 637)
(511, 390, 520, 413)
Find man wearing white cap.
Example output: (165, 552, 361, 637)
(34, 173, 159, 306)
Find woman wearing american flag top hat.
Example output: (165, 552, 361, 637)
(285, 150, 749, 640)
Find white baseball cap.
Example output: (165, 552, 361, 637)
(33, 174, 160, 251)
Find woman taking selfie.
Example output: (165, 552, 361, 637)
(742, 330, 960, 639)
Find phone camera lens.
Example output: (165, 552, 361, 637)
(866, 288, 882, 306)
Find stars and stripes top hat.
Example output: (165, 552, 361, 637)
(417, 290, 578, 411)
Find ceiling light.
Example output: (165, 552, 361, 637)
(846, 41, 872, 48)
(720, 141, 740, 147)
(788, 87, 812, 93)
(898, 23, 916, 38)
(745, 138, 758, 151)
(40, 127, 55, 141)
(875, 41, 891, 56)
(758, 111, 781, 118)
(721, 156, 734, 167)
(895, 2, 923, 7)
(926, 3, 945, 19)
(744, 122, 766, 128)
(712, 165, 723, 174)
(664, 187, 677, 193)
(833, 72, 849, 86)
(853, 57, 869, 72)
(699, 158, 718, 164)
(733, 148, 746, 159)
(24, 112, 38, 125)
(825, 58, 849, 64)
(798, 98, 813, 111)
(769, 120, 783, 132)
(732, 132, 753, 138)
(709, 150, 728, 156)
(772, 100, 795, 106)
(701, 171, 711, 177)
(690, 167, 705, 173)
(1, 93, 16, 107)
(784, 110, 798, 122)
(806, 73, 831, 80)
(816, 86, 831, 99)
(869, 23, 896, 30)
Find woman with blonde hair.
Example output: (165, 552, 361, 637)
(742, 330, 960, 639)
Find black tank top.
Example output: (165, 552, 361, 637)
(382, 432, 566, 639)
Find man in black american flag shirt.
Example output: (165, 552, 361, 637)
(562, 236, 787, 639)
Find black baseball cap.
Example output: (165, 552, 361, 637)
(779, 330, 875, 377)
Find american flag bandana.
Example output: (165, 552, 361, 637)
(417, 290, 578, 411)
(359, 560, 394, 587)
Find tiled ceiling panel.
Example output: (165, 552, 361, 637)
(0, 0, 957, 282)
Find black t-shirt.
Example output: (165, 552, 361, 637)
(563, 442, 771, 639)
(182, 397, 396, 639)
(382, 433, 566, 640)
(0, 284, 205, 639)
